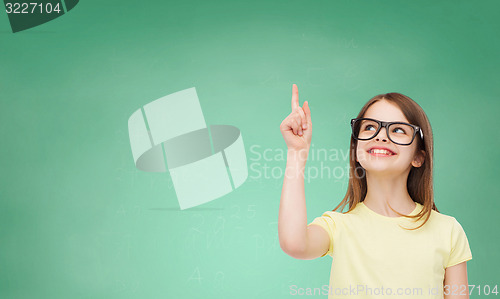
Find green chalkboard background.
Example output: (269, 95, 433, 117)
(1, 0, 498, 298)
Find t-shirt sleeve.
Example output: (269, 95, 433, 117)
(306, 212, 336, 257)
(446, 218, 473, 268)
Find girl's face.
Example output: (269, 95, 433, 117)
(356, 99, 425, 176)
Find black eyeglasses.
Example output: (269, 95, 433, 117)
(351, 118, 424, 146)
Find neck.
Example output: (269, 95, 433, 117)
(362, 170, 416, 217)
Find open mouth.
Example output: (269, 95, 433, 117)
(368, 149, 396, 156)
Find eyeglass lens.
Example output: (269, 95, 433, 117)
(353, 119, 415, 145)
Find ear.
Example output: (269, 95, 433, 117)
(411, 150, 425, 168)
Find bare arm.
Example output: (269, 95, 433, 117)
(278, 84, 330, 260)
(443, 261, 470, 298)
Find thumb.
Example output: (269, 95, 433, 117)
(303, 101, 312, 126)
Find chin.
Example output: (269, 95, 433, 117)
(360, 161, 406, 175)
(363, 166, 408, 177)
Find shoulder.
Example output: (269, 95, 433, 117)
(315, 204, 362, 224)
(428, 209, 461, 226)
(319, 205, 360, 218)
(430, 209, 453, 222)
(425, 208, 468, 236)
(311, 210, 345, 225)
(319, 210, 345, 218)
(308, 208, 351, 227)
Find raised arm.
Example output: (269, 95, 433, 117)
(278, 84, 330, 260)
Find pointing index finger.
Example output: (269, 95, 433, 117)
(291, 84, 299, 111)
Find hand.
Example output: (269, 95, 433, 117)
(279, 84, 312, 152)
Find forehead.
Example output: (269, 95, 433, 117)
(363, 99, 409, 123)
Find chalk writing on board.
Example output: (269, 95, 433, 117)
(186, 268, 226, 289)
(188, 267, 203, 285)
(207, 214, 225, 249)
(214, 271, 225, 291)
(231, 204, 257, 220)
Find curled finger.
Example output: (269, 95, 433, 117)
(293, 115, 303, 135)
(297, 106, 307, 130)
(290, 118, 299, 135)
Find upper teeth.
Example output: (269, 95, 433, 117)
(370, 149, 393, 155)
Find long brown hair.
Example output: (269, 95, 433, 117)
(332, 92, 438, 230)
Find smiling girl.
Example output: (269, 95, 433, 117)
(278, 84, 472, 299)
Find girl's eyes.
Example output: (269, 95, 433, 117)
(364, 125, 376, 131)
(392, 127, 406, 134)
(361, 123, 409, 134)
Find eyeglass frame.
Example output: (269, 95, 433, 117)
(350, 117, 424, 146)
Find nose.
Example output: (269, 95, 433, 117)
(374, 127, 389, 142)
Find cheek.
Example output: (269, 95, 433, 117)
(405, 145, 419, 161)
(398, 149, 417, 164)
(355, 143, 367, 163)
